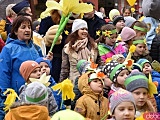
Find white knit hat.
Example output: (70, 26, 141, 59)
(25, 81, 48, 106)
(72, 19, 88, 33)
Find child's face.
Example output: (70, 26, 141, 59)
(104, 76, 112, 87)
(89, 78, 103, 93)
(132, 88, 148, 109)
(136, 31, 146, 37)
(117, 69, 129, 85)
(78, 28, 88, 40)
(114, 101, 135, 120)
(123, 9, 131, 17)
(135, 43, 146, 55)
(30, 67, 41, 79)
(104, 33, 117, 46)
(116, 20, 125, 30)
(39, 62, 50, 76)
(143, 63, 152, 75)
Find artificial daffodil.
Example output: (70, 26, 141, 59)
(29, 73, 51, 87)
(3, 89, 20, 111)
(148, 73, 157, 97)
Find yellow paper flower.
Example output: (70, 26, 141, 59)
(102, 30, 112, 37)
(129, 45, 136, 53)
(45, 0, 93, 17)
(96, 30, 101, 36)
(148, 73, 157, 96)
(29, 73, 51, 87)
(52, 78, 75, 100)
(3, 89, 20, 111)
(106, 57, 112, 63)
(123, 59, 134, 71)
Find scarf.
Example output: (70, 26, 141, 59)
(72, 38, 91, 60)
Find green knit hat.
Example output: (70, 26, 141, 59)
(124, 70, 148, 92)
(76, 59, 90, 75)
(136, 58, 151, 68)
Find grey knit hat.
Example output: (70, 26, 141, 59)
(110, 88, 136, 114)
(102, 61, 126, 82)
(25, 81, 48, 106)
(76, 59, 90, 75)
(112, 15, 124, 26)
(124, 70, 148, 92)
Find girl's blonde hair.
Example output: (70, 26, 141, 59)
(6, 4, 16, 17)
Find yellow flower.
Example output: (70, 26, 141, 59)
(105, 57, 112, 63)
(129, 45, 136, 53)
(96, 30, 101, 36)
(29, 73, 51, 87)
(45, 0, 93, 16)
(52, 78, 75, 100)
(148, 73, 157, 96)
(3, 89, 20, 111)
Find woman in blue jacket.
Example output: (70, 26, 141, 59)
(0, 16, 42, 119)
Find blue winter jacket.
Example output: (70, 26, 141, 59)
(0, 36, 42, 119)
(151, 70, 160, 112)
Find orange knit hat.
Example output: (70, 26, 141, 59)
(19, 60, 40, 82)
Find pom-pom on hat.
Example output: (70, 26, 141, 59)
(110, 88, 136, 115)
(76, 59, 90, 75)
(142, 0, 160, 19)
(121, 27, 136, 42)
(12, 0, 30, 14)
(24, 81, 48, 106)
(136, 58, 151, 68)
(112, 15, 124, 25)
(124, 70, 148, 92)
(72, 19, 88, 33)
(35, 57, 52, 69)
(19, 60, 40, 82)
(102, 61, 126, 82)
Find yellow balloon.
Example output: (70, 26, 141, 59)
(109, 9, 120, 21)
(127, 0, 137, 6)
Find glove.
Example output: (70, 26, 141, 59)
(44, 25, 62, 47)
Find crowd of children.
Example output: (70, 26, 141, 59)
(0, 0, 160, 120)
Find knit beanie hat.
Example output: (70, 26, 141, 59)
(132, 63, 142, 72)
(142, 0, 160, 19)
(102, 61, 126, 82)
(35, 57, 52, 69)
(124, 16, 136, 27)
(19, 60, 40, 82)
(121, 27, 136, 42)
(72, 19, 88, 33)
(110, 88, 136, 115)
(136, 58, 151, 68)
(25, 81, 48, 106)
(76, 59, 90, 75)
(124, 70, 148, 92)
(112, 54, 125, 61)
(112, 15, 124, 26)
(12, 0, 30, 14)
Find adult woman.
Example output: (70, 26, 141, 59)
(122, 6, 132, 17)
(59, 19, 98, 83)
(0, 16, 42, 94)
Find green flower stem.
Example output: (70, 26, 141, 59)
(49, 13, 72, 52)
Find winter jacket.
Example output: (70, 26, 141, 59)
(19, 85, 58, 116)
(98, 43, 126, 62)
(5, 103, 50, 120)
(60, 42, 98, 83)
(150, 35, 160, 63)
(74, 72, 109, 120)
(131, 53, 152, 63)
(151, 70, 160, 112)
(0, 35, 42, 94)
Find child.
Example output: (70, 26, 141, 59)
(35, 57, 65, 110)
(124, 70, 156, 117)
(97, 24, 126, 62)
(109, 88, 136, 120)
(103, 60, 129, 97)
(131, 37, 152, 62)
(131, 21, 148, 38)
(137, 58, 160, 111)
(74, 71, 109, 120)
(120, 26, 136, 52)
(112, 15, 125, 34)
(19, 60, 58, 116)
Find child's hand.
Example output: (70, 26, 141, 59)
(46, 51, 53, 61)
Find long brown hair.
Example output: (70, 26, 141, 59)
(65, 30, 96, 51)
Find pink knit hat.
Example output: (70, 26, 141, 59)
(19, 60, 40, 82)
(120, 27, 136, 42)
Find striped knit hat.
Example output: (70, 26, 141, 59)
(136, 58, 151, 68)
(125, 70, 148, 92)
(102, 61, 126, 82)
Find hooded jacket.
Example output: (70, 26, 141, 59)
(0, 35, 42, 94)
(74, 72, 109, 120)
(5, 103, 50, 120)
